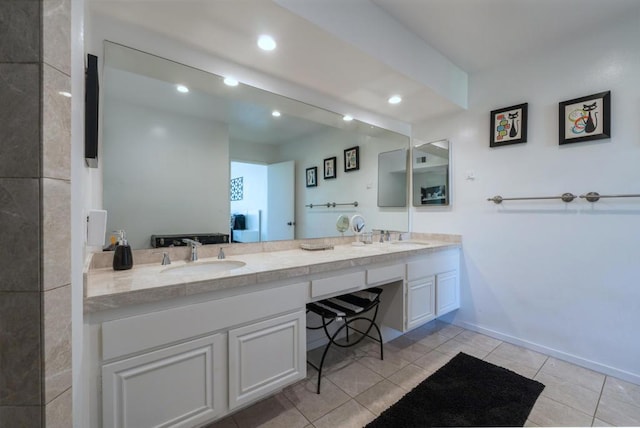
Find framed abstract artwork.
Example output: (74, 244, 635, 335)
(559, 91, 610, 145)
(305, 166, 317, 187)
(344, 146, 359, 172)
(323, 156, 337, 179)
(490, 103, 528, 147)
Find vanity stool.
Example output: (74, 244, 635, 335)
(306, 288, 384, 394)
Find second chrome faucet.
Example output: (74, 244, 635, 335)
(182, 238, 202, 261)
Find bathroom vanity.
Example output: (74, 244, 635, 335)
(83, 236, 461, 427)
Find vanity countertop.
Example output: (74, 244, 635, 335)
(84, 236, 461, 313)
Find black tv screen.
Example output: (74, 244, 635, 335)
(85, 54, 99, 168)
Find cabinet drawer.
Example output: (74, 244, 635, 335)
(407, 249, 459, 281)
(367, 264, 404, 285)
(311, 271, 365, 298)
(102, 282, 307, 361)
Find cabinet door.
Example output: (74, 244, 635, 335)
(436, 270, 460, 316)
(102, 333, 226, 428)
(228, 310, 306, 409)
(406, 276, 435, 330)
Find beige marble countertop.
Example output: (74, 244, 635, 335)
(84, 234, 461, 313)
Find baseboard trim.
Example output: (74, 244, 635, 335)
(454, 320, 640, 386)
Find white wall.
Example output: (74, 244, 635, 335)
(279, 128, 409, 239)
(412, 14, 640, 383)
(103, 100, 229, 249)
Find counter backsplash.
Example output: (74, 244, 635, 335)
(88, 233, 461, 270)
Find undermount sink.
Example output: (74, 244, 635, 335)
(163, 260, 246, 275)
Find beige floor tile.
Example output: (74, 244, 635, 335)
(202, 416, 238, 428)
(355, 379, 407, 416)
(539, 357, 605, 393)
(602, 376, 640, 408)
(384, 336, 433, 362)
(483, 353, 539, 379)
(413, 349, 454, 374)
(490, 342, 548, 371)
(453, 330, 503, 353)
(312, 399, 376, 428)
(535, 371, 601, 416)
(387, 363, 430, 392)
(355, 347, 410, 378)
(592, 418, 613, 427)
(595, 394, 640, 426)
(434, 339, 491, 359)
(416, 332, 455, 349)
(283, 377, 350, 423)
(524, 419, 540, 427)
(403, 326, 437, 343)
(325, 360, 384, 397)
(232, 393, 310, 428)
(433, 322, 464, 338)
(528, 396, 593, 427)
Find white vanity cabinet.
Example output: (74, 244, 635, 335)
(406, 249, 459, 330)
(406, 275, 436, 330)
(228, 310, 305, 409)
(102, 333, 226, 428)
(95, 282, 308, 428)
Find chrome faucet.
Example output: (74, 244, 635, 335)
(182, 238, 202, 261)
(218, 247, 225, 260)
(153, 251, 171, 265)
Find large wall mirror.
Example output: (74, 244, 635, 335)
(102, 42, 410, 249)
(412, 139, 451, 207)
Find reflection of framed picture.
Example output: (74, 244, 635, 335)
(305, 166, 317, 187)
(344, 146, 359, 172)
(559, 91, 610, 145)
(323, 156, 336, 179)
(490, 103, 528, 147)
(421, 185, 446, 205)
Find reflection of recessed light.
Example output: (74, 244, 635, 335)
(258, 34, 277, 51)
(343, 115, 353, 121)
(272, 110, 281, 117)
(224, 77, 238, 87)
(58, 91, 72, 98)
(388, 95, 402, 104)
(176, 85, 189, 93)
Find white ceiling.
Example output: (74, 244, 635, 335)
(88, 0, 640, 125)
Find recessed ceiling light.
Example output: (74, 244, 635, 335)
(258, 34, 277, 51)
(388, 95, 402, 104)
(224, 77, 239, 87)
(58, 91, 72, 98)
(176, 84, 189, 93)
(272, 110, 281, 117)
(343, 115, 353, 122)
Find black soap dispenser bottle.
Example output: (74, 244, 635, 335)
(112, 230, 133, 271)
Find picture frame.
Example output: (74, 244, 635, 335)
(490, 103, 528, 147)
(323, 156, 337, 179)
(344, 146, 360, 172)
(559, 91, 610, 145)
(305, 166, 317, 187)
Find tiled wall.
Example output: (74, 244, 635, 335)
(0, 0, 71, 426)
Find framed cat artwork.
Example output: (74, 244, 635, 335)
(490, 103, 528, 147)
(559, 91, 610, 145)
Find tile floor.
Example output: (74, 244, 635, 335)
(205, 320, 640, 428)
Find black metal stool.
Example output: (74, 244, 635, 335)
(306, 287, 384, 394)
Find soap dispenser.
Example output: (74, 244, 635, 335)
(112, 230, 133, 271)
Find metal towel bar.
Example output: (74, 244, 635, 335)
(579, 192, 640, 202)
(305, 201, 359, 208)
(488, 192, 640, 204)
(487, 193, 577, 204)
